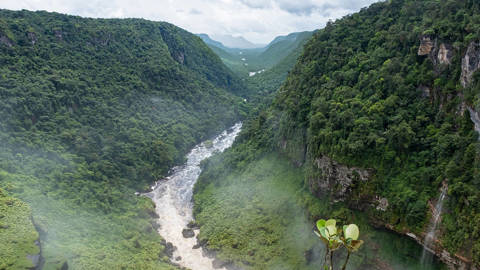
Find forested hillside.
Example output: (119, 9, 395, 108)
(198, 32, 313, 79)
(0, 9, 245, 269)
(254, 31, 314, 71)
(194, 0, 480, 269)
(246, 32, 314, 101)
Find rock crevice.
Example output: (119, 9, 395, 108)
(308, 155, 370, 202)
(461, 42, 480, 88)
(418, 35, 453, 68)
(468, 107, 480, 137)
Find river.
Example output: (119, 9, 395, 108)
(144, 123, 242, 270)
(143, 122, 448, 270)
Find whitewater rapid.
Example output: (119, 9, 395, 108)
(145, 123, 242, 270)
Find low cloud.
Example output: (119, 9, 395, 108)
(1, 0, 380, 44)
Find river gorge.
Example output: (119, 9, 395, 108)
(144, 123, 242, 270)
(143, 123, 450, 270)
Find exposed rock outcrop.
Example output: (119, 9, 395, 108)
(418, 36, 453, 68)
(461, 42, 480, 87)
(458, 42, 480, 138)
(308, 155, 371, 202)
(418, 36, 435, 56)
(438, 43, 454, 65)
(468, 107, 480, 138)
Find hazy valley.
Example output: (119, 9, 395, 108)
(0, 1, 479, 270)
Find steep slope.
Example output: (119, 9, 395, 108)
(0, 9, 245, 269)
(254, 31, 314, 70)
(194, 0, 480, 269)
(199, 32, 313, 80)
(246, 31, 315, 100)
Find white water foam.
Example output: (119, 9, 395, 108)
(421, 184, 447, 266)
(145, 123, 242, 270)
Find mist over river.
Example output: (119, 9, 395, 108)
(143, 123, 447, 270)
(144, 123, 242, 270)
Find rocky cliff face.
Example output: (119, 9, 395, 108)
(468, 107, 480, 137)
(459, 42, 480, 138)
(305, 154, 475, 269)
(418, 36, 435, 56)
(438, 43, 454, 65)
(307, 155, 371, 202)
(461, 42, 480, 88)
(386, 37, 480, 270)
(418, 35, 454, 69)
(417, 37, 479, 138)
(405, 231, 478, 270)
(302, 36, 479, 270)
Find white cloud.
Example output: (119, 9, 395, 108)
(1, 0, 380, 44)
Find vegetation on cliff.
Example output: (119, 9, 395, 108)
(270, 0, 480, 263)
(194, 152, 446, 269)
(195, 0, 480, 268)
(0, 9, 245, 269)
(246, 32, 314, 103)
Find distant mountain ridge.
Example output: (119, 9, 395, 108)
(267, 31, 305, 46)
(196, 33, 226, 49)
(211, 34, 265, 49)
(197, 31, 314, 79)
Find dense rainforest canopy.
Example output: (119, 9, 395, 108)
(2, 0, 480, 269)
(0, 9, 246, 269)
(194, 0, 480, 268)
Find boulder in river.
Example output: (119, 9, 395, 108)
(182, 228, 195, 238)
(164, 242, 177, 258)
(187, 220, 200, 229)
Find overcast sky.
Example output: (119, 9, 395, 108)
(1, 0, 380, 44)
